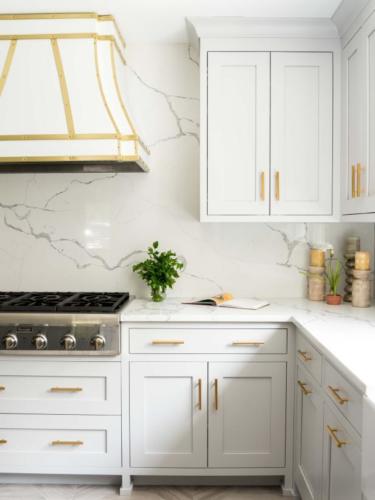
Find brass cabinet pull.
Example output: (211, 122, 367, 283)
(275, 171, 280, 201)
(0, 439, 7, 445)
(297, 380, 312, 396)
(352, 165, 356, 198)
(197, 379, 202, 410)
(214, 379, 219, 410)
(51, 440, 83, 446)
(232, 341, 265, 346)
(357, 163, 361, 197)
(151, 340, 185, 345)
(326, 426, 348, 448)
(328, 385, 349, 405)
(298, 350, 313, 362)
(50, 387, 83, 393)
(0, 385, 5, 391)
(260, 171, 265, 201)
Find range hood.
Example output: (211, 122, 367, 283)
(0, 12, 149, 173)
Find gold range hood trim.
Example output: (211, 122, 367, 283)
(0, 13, 149, 173)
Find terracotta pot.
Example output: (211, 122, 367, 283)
(326, 294, 342, 306)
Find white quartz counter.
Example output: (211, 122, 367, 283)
(122, 298, 375, 400)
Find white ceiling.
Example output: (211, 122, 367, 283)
(1, 0, 343, 43)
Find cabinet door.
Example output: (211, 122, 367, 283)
(207, 52, 270, 216)
(322, 405, 361, 500)
(208, 362, 286, 468)
(295, 366, 324, 500)
(130, 362, 207, 468)
(271, 52, 333, 215)
(342, 30, 366, 215)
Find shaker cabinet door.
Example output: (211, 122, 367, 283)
(207, 51, 270, 216)
(271, 52, 333, 216)
(208, 362, 286, 468)
(130, 362, 207, 468)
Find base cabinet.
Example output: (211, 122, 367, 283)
(130, 361, 287, 469)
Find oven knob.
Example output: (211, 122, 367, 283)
(61, 334, 76, 350)
(32, 334, 48, 350)
(3, 334, 18, 350)
(91, 334, 106, 350)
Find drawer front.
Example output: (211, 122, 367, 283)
(0, 361, 121, 415)
(324, 361, 362, 434)
(129, 327, 288, 354)
(0, 414, 121, 468)
(296, 335, 322, 384)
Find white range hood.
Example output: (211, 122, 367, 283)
(0, 12, 149, 172)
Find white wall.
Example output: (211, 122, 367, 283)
(0, 44, 372, 298)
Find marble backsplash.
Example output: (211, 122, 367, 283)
(0, 44, 373, 298)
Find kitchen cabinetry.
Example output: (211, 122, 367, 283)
(192, 19, 340, 222)
(342, 11, 375, 218)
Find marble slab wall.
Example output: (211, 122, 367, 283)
(0, 44, 372, 298)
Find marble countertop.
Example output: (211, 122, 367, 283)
(121, 298, 375, 398)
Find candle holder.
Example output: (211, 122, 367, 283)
(307, 266, 325, 301)
(343, 253, 355, 302)
(352, 269, 371, 308)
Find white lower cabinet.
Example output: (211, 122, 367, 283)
(130, 360, 287, 469)
(208, 362, 286, 468)
(295, 365, 324, 500)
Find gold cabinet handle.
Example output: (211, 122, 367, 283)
(352, 165, 357, 198)
(328, 385, 349, 405)
(151, 340, 185, 345)
(298, 350, 312, 362)
(50, 387, 83, 393)
(0, 385, 5, 391)
(232, 341, 265, 346)
(0, 439, 7, 445)
(275, 171, 280, 201)
(357, 163, 361, 197)
(214, 379, 219, 410)
(51, 440, 83, 446)
(260, 171, 265, 201)
(197, 379, 202, 410)
(326, 426, 348, 448)
(297, 380, 312, 396)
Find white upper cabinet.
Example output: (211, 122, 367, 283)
(342, 11, 375, 218)
(207, 52, 270, 216)
(271, 52, 333, 216)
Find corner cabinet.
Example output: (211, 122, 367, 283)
(191, 19, 341, 222)
(342, 11, 375, 219)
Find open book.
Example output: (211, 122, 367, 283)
(183, 294, 269, 310)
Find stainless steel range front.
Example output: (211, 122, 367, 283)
(0, 292, 130, 356)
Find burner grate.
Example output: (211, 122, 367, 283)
(58, 292, 130, 313)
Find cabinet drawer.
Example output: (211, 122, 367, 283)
(296, 335, 322, 384)
(0, 414, 121, 468)
(129, 327, 287, 354)
(0, 361, 121, 415)
(324, 361, 363, 434)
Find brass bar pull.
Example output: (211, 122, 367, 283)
(214, 379, 219, 410)
(298, 350, 313, 362)
(352, 165, 356, 198)
(326, 426, 348, 448)
(0, 439, 7, 445)
(232, 341, 265, 346)
(0, 385, 5, 391)
(357, 163, 362, 197)
(151, 340, 185, 345)
(297, 380, 312, 396)
(50, 387, 83, 393)
(328, 385, 349, 405)
(51, 440, 83, 446)
(197, 379, 202, 410)
(275, 171, 280, 201)
(260, 171, 265, 201)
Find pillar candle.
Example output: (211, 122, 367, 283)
(310, 248, 325, 267)
(345, 237, 360, 255)
(355, 251, 371, 270)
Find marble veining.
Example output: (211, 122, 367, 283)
(0, 44, 372, 296)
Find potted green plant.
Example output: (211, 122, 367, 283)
(132, 241, 184, 302)
(325, 253, 343, 305)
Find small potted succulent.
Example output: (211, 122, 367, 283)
(132, 241, 184, 302)
(325, 252, 343, 305)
